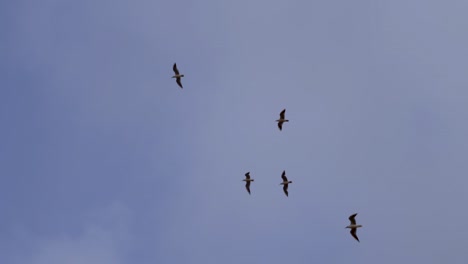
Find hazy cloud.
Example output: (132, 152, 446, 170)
(26, 202, 131, 264)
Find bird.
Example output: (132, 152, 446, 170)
(276, 109, 289, 131)
(279, 170, 292, 196)
(172, 63, 184, 88)
(242, 172, 254, 195)
(345, 213, 362, 242)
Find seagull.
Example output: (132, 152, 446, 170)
(172, 63, 184, 89)
(346, 213, 362, 242)
(242, 172, 254, 195)
(276, 109, 289, 131)
(279, 170, 292, 196)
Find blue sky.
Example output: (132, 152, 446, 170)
(2, 0, 468, 263)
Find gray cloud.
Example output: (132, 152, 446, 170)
(26, 202, 131, 264)
(2, 0, 468, 264)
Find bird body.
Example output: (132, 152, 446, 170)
(279, 170, 292, 196)
(243, 172, 254, 195)
(346, 213, 362, 242)
(276, 109, 289, 130)
(346, 224, 363, 229)
(172, 63, 184, 88)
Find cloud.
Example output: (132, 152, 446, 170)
(27, 202, 131, 264)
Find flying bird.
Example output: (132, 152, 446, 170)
(172, 63, 184, 88)
(279, 170, 292, 196)
(276, 109, 289, 131)
(345, 213, 362, 242)
(242, 172, 254, 195)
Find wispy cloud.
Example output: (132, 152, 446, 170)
(26, 202, 131, 264)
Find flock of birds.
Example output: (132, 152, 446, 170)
(172, 63, 363, 243)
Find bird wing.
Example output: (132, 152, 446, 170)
(349, 213, 358, 225)
(173, 63, 180, 75)
(350, 229, 360, 242)
(245, 172, 250, 179)
(279, 109, 286, 119)
(278, 122, 283, 131)
(176, 78, 183, 89)
(283, 184, 289, 197)
(281, 170, 287, 181)
(245, 181, 251, 195)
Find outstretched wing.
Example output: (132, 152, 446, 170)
(349, 213, 358, 225)
(283, 184, 289, 197)
(281, 170, 287, 182)
(176, 78, 183, 89)
(245, 172, 250, 180)
(279, 109, 286, 119)
(245, 181, 251, 195)
(278, 122, 283, 131)
(173, 63, 180, 75)
(350, 229, 360, 242)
